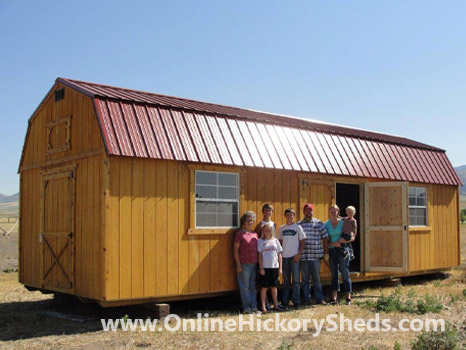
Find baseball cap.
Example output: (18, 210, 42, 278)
(303, 203, 314, 211)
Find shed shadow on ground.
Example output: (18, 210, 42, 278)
(0, 272, 449, 341)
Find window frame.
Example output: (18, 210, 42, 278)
(188, 165, 245, 235)
(408, 186, 428, 227)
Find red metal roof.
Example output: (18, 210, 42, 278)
(57, 77, 462, 186)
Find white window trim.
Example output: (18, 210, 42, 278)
(408, 186, 428, 227)
(194, 170, 240, 229)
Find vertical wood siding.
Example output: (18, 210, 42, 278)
(408, 184, 459, 272)
(19, 84, 105, 299)
(104, 160, 460, 301)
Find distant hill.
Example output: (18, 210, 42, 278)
(0, 193, 18, 204)
(455, 165, 466, 195)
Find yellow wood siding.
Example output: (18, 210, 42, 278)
(408, 183, 459, 272)
(104, 161, 460, 301)
(19, 83, 105, 299)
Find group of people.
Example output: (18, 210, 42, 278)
(233, 203, 357, 314)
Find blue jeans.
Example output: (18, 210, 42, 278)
(236, 263, 257, 311)
(300, 260, 324, 302)
(329, 248, 352, 293)
(282, 257, 300, 306)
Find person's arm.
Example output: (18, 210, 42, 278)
(293, 239, 304, 263)
(293, 227, 305, 262)
(233, 242, 242, 273)
(278, 252, 283, 275)
(351, 220, 358, 242)
(258, 252, 265, 275)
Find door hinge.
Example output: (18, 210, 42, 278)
(68, 232, 73, 239)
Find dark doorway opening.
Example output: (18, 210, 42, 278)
(336, 183, 361, 272)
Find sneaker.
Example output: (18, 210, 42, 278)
(242, 308, 251, 314)
(279, 304, 289, 311)
(346, 298, 352, 305)
(329, 298, 338, 305)
(292, 303, 300, 309)
(274, 304, 285, 312)
(266, 304, 273, 311)
(315, 300, 327, 305)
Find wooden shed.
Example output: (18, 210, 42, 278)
(19, 78, 462, 307)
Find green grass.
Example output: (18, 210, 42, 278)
(356, 287, 444, 315)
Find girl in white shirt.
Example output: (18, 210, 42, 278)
(257, 222, 283, 313)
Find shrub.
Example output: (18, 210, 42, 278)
(356, 292, 444, 314)
(410, 324, 458, 350)
(417, 295, 443, 314)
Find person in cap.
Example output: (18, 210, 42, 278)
(298, 203, 329, 305)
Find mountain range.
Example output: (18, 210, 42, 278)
(0, 193, 19, 204)
(455, 165, 466, 195)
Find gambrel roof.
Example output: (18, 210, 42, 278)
(33, 77, 465, 186)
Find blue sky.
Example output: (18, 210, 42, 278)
(1, 0, 465, 195)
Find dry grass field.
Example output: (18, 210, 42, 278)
(0, 209, 465, 349)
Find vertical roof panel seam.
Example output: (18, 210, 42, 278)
(154, 107, 176, 160)
(406, 147, 428, 184)
(259, 124, 284, 169)
(180, 111, 205, 163)
(372, 141, 395, 179)
(217, 116, 245, 166)
(398, 146, 420, 183)
(307, 131, 331, 173)
(267, 124, 288, 169)
(441, 152, 462, 185)
(364, 140, 388, 179)
(108, 100, 134, 156)
(292, 129, 318, 173)
(195, 113, 222, 164)
(246, 121, 273, 168)
(338, 136, 363, 177)
(316, 133, 342, 174)
(205, 114, 233, 165)
(95, 99, 121, 155)
(274, 125, 300, 171)
(427, 150, 449, 185)
(437, 152, 456, 185)
(170, 110, 198, 162)
(135, 104, 161, 158)
(184, 111, 211, 163)
(386, 143, 410, 181)
(345, 137, 369, 178)
(378, 143, 402, 180)
(283, 127, 309, 172)
(129, 103, 150, 158)
(214, 115, 244, 166)
(417, 149, 440, 184)
(412, 148, 434, 184)
(225, 118, 253, 167)
(161, 108, 187, 161)
(355, 139, 379, 179)
(142, 105, 164, 159)
(328, 134, 351, 175)
(235, 120, 263, 168)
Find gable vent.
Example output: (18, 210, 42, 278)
(54, 88, 65, 102)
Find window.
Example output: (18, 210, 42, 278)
(409, 187, 427, 226)
(195, 171, 239, 228)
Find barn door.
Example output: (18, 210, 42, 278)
(364, 182, 408, 272)
(40, 166, 76, 292)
